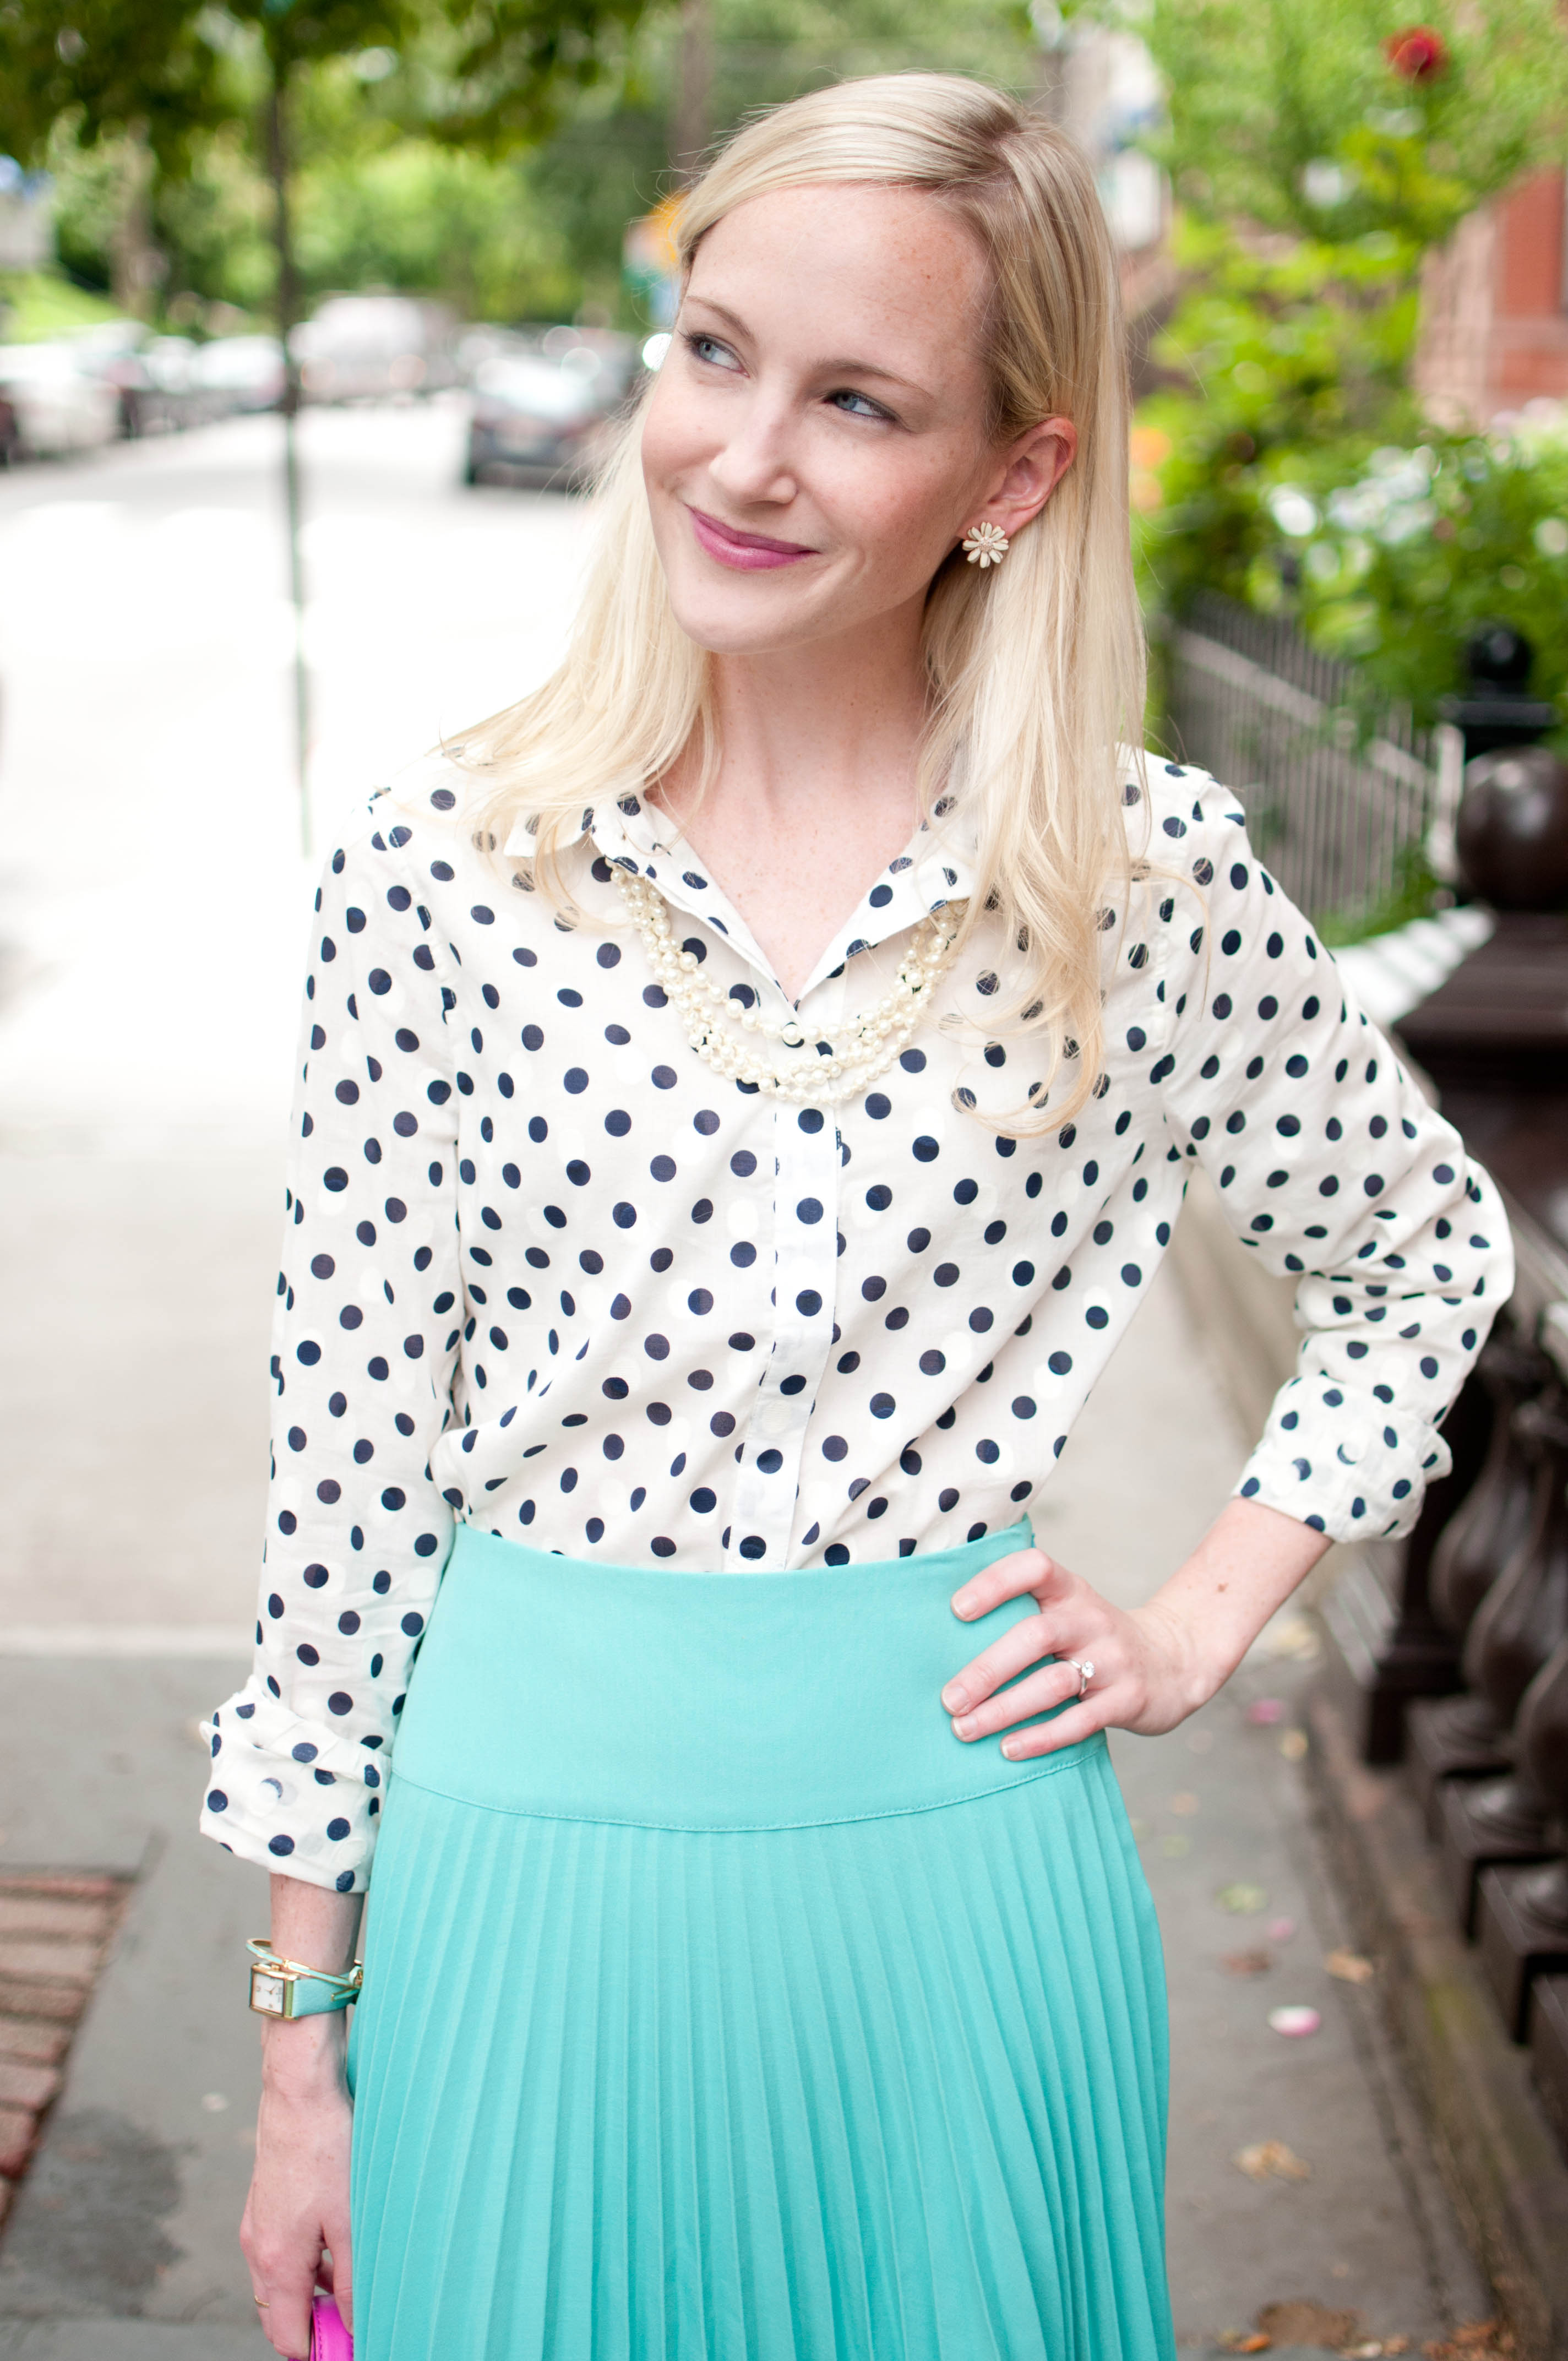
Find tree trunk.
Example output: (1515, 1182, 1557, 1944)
(109, 127, 160, 318)
(267, 57, 312, 856)
(673, 0, 712, 183)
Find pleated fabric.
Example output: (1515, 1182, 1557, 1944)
(347, 1525, 1174, 2361)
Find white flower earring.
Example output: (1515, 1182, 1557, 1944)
(961, 521, 1009, 568)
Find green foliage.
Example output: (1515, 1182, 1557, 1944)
(0, 0, 227, 171)
(297, 141, 576, 317)
(0, 265, 122, 336)
(3, 0, 1038, 329)
(1132, 216, 1423, 618)
(1313, 839, 1442, 945)
(1130, 0, 1568, 737)
(1239, 421, 1568, 730)
(510, 0, 1038, 319)
(1143, 0, 1568, 251)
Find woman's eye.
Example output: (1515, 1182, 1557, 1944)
(829, 388, 891, 422)
(686, 333, 741, 371)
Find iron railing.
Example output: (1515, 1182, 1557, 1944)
(1162, 593, 1462, 939)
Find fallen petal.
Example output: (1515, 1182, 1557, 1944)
(1233, 2138, 1311, 2183)
(1325, 1948, 1376, 1984)
(1267, 2004, 1322, 2037)
(1247, 1698, 1286, 1725)
(1267, 1916, 1297, 1943)
(1222, 1949, 1273, 1976)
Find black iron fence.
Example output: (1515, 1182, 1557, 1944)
(1161, 593, 1462, 942)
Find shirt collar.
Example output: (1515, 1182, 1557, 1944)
(504, 784, 979, 1004)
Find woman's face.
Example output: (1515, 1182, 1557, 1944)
(640, 181, 1074, 659)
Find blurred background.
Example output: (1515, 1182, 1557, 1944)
(4, 2, 1568, 2354)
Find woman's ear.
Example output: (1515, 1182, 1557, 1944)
(964, 416, 1077, 546)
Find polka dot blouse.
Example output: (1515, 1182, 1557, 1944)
(202, 757, 1512, 1890)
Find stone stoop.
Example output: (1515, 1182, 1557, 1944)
(1168, 1165, 1568, 2361)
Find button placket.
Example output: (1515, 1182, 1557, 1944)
(720, 965, 848, 1570)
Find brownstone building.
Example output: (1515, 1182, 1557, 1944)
(1415, 167, 1568, 420)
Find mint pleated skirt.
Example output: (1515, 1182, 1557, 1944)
(347, 1521, 1173, 2361)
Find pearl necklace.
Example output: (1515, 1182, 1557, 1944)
(612, 866, 965, 1107)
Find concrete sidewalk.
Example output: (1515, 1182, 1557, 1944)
(0, 1141, 1491, 2354)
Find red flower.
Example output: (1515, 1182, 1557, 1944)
(1383, 25, 1449, 81)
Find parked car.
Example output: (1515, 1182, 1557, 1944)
(464, 327, 640, 489)
(67, 318, 150, 436)
(191, 333, 285, 414)
(0, 341, 121, 458)
(292, 296, 458, 403)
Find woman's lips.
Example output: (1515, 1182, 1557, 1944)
(687, 505, 816, 571)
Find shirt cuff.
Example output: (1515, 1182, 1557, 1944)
(1233, 1373, 1452, 1542)
(198, 1680, 385, 1894)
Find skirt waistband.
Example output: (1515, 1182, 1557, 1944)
(390, 1521, 1101, 1833)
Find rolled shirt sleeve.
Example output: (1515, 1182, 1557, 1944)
(200, 805, 461, 1891)
(1154, 769, 1513, 1541)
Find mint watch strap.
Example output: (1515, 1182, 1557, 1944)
(247, 1938, 362, 2019)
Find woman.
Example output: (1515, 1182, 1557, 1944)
(203, 72, 1511, 2361)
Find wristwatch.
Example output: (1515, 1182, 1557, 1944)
(247, 1936, 363, 2020)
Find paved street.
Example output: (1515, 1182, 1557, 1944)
(0, 407, 1491, 2353)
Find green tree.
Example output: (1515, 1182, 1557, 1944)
(0, 0, 653, 834)
(1146, 0, 1568, 251)
(1125, 0, 1568, 650)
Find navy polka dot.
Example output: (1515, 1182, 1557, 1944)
(201, 761, 1506, 1890)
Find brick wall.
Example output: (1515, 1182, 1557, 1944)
(1415, 169, 1568, 421)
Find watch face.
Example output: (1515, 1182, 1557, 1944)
(250, 1968, 287, 2016)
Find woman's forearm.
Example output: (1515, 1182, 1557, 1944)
(1135, 1497, 1331, 1713)
(259, 1874, 364, 2095)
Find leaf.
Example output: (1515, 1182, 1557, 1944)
(1233, 2139, 1312, 2183)
(1222, 1948, 1274, 1976)
(1256, 2300, 1361, 2347)
(1324, 1947, 1375, 1984)
(1218, 1882, 1269, 1914)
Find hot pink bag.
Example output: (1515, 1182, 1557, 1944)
(309, 2295, 353, 2359)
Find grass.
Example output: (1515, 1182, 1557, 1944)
(0, 271, 127, 342)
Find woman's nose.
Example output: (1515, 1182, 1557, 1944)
(705, 396, 800, 508)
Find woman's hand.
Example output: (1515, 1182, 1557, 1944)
(243, 1875, 363, 2358)
(243, 2015, 353, 2359)
(941, 1498, 1330, 1759)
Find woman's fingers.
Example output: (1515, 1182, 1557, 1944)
(323, 2221, 353, 2331)
(949, 1656, 1082, 1740)
(994, 1693, 1109, 1760)
(942, 1609, 1061, 1717)
(242, 2210, 320, 2358)
(262, 2284, 313, 2359)
(949, 1544, 1061, 1623)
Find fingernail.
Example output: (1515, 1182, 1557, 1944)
(954, 1713, 977, 1738)
(1001, 1738, 1021, 1757)
(941, 1684, 966, 1711)
(952, 1589, 976, 1615)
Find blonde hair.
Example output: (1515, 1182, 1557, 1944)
(459, 71, 1146, 1132)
